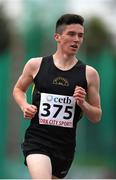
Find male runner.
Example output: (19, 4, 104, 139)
(13, 14, 102, 179)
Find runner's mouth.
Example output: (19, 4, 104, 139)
(70, 45, 78, 49)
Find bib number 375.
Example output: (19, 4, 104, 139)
(39, 93, 76, 128)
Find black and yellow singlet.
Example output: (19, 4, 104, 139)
(22, 55, 87, 157)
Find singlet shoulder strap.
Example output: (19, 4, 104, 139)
(34, 55, 52, 82)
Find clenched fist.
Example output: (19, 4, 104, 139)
(73, 86, 87, 106)
(22, 103, 37, 119)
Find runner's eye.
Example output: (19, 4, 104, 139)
(67, 32, 76, 36)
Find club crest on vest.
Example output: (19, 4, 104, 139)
(53, 77, 69, 86)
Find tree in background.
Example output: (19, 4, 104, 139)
(0, 5, 11, 54)
(83, 17, 113, 56)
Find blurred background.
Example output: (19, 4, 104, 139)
(0, 0, 116, 179)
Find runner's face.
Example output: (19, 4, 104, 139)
(55, 24, 84, 56)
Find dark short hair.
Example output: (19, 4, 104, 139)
(56, 14, 84, 34)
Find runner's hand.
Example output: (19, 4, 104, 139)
(73, 86, 86, 106)
(22, 103, 37, 119)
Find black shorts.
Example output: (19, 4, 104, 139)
(22, 143, 74, 178)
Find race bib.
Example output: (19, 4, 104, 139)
(39, 93, 76, 128)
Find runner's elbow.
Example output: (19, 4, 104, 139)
(91, 109, 102, 123)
